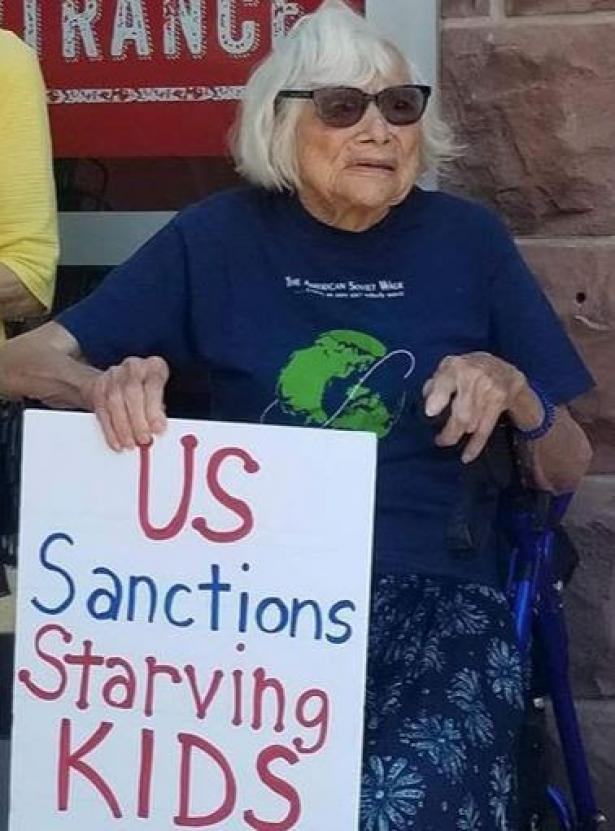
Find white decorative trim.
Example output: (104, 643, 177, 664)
(46, 84, 244, 104)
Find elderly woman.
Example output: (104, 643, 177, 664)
(0, 1, 593, 828)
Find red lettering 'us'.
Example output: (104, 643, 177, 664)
(138, 435, 260, 544)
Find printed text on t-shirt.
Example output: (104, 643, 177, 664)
(284, 276, 406, 300)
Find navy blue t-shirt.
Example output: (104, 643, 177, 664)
(58, 187, 593, 586)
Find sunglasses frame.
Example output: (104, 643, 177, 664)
(276, 84, 432, 128)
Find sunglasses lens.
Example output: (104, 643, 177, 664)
(310, 86, 429, 128)
(313, 88, 365, 128)
(380, 87, 427, 125)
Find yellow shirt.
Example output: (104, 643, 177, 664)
(0, 29, 58, 343)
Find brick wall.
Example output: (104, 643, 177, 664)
(440, 0, 615, 820)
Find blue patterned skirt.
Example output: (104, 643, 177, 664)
(361, 573, 526, 831)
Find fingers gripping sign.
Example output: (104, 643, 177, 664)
(423, 352, 527, 464)
(89, 356, 170, 451)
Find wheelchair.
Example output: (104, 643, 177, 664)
(442, 415, 608, 831)
(504, 487, 607, 831)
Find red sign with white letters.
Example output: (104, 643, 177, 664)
(0, 0, 365, 157)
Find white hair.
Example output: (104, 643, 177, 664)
(231, 0, 457, 191)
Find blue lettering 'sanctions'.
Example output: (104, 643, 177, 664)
(33, 539, 356, 646)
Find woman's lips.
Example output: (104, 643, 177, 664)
(347, 160, 396, 173)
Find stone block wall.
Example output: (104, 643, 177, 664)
(440, 0, 615, 820)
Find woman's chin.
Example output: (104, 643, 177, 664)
(339, 174, 411, 210)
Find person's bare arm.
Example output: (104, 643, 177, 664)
(508, 384, 593, 494)
(0, 262, 46, 320)
(0, 322, 169, 450)
(0, 321, 98, 408)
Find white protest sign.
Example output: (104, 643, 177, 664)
(10, 411, 376, 830)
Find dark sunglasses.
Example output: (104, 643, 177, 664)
(276, 84, 431, 128)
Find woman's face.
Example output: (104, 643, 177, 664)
(294, 74, 422, 231)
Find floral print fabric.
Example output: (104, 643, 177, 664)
(361, 573, 526, 831)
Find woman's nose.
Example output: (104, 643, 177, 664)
(359, 102, 391, 143)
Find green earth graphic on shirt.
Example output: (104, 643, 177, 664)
(260, 330, 416, 439)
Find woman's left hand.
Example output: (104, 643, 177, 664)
(423, 352, 531, 463)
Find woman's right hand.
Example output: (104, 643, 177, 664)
(84, 355, 170, 451)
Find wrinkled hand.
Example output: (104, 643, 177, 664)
(84, 356, 170, 451)
(423, 352, 527, 463)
